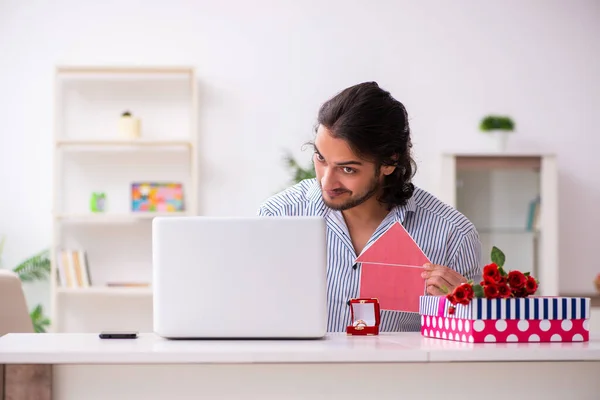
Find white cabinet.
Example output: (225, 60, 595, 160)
(439, 153, 558, 296)
(51, 66, 198, 332)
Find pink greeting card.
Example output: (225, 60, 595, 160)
(356, 222, 430, 313)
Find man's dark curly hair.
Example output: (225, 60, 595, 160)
(315, 81, 417, 209)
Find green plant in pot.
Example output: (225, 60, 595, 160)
(0, 236, 52, 333)
(479, 115, 515, 152)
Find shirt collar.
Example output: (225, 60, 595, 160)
(306, 180, 328, 217)
(306, 179, 323, 203)
(393, 191, 417, 224)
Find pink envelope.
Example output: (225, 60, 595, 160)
(356, 222, 430, 312)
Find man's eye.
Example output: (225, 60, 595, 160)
(315, 153, 324, 161)
(343, 167, 355, 174)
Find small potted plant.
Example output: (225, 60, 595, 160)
(118, 110, 141, 140)
(479, 115, 515, 151)
(90, 192, 106, 212)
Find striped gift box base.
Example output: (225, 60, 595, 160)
(419, 295, 592, 343)
(419, 295, 591, 320)
(421, 315, 590, 343)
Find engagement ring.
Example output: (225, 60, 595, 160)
(353, 319, 367, 330)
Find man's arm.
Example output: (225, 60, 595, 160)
(423, 228, 482, 295)
(448, 228, 482, 284)
(257, 206, 275, 216)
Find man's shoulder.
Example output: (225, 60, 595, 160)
(411, 186, 477, 236)
(258, 179, 323, 216)
(409, 187, 481, 279)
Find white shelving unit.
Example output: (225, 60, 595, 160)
(439, 152, 559, 297)
(51, 66, 198, 333)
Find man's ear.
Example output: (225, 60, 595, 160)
(381, 154, 399, 176)
(381, 165, 396, 176)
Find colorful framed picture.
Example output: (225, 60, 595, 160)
(131, 182, 184, 212)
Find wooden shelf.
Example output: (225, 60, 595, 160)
(57, 286, 152, 296)
(56, 139, 193, 148)
(440, 152, 558, 296)
(55, 212, 188, 224)
(56, 65, 193, 75)
(51, 65, 198, 333)
(455, 155, 542, 170)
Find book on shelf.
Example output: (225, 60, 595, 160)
(56, 249, 92, 288)
(526, 195, 541, 231)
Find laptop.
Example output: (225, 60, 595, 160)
(152, 216, 328, 339)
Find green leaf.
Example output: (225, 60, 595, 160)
(12, 249, 50, 282)
(30, 304, 42, 319)
(491, 246, 505, 268)
(524, 272, 530, 277)
(439, 285, 449, 295)
(32, 317, 51, 333)
(479, 115, 515, 132)
(30, 304, 51, 333)
(473, 284, 485, 298)
(284, 153, 316, 185)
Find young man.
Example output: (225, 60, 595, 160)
(258, 82, 482, 332)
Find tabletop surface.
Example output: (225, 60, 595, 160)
(0, 332, 599, 364)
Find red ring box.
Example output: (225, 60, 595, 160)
(346, 298, 381, 335)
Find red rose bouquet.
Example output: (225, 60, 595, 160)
(445, 246, 539, 315)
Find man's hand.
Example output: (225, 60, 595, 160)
(421, 263, 468, 295)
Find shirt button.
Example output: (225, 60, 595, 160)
(352, 263, 358, 270)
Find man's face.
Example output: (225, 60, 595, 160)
(312, 125, 388, 211)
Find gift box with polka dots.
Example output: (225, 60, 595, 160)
(419, 296, 591, 343)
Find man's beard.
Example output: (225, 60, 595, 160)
(321, 176, 381, 211)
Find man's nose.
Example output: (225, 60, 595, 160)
(320, 168, 337, 190)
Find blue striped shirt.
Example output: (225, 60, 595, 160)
(257, 178, 482, 332)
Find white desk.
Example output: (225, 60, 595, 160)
(1, 332, 599, 399)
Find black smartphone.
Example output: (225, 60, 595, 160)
(99, 331, 138, 339)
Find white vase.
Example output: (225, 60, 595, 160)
(118, 116, 141, 140)
(488, 130, 510, 152)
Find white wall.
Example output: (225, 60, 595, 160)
(1, 0, 599, 315)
